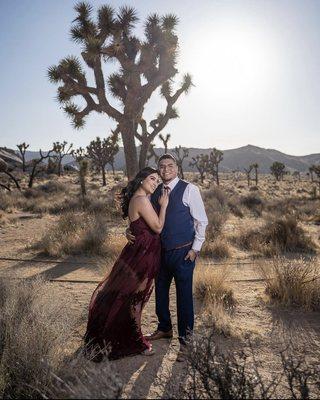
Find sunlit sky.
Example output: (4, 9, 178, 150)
(1, 0, 320, 155)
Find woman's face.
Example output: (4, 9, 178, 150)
(142, 173, 159, 194)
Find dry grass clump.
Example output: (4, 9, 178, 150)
(260, 258, 320, 310)
(234, 216, 317, 256)
(202, 236, 231, 259)
(33, 212, 124, 257)
(194, 265, 235, 309)
(0, 277, 74, 398)
(0, 191, 14, 211)
(45, 352, 122, 399)
(0, 277, 122, 399)
(227, 195, 244, 218)
(203, 187, 229, 237)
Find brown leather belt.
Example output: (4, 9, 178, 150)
(164, 241, 193, 251)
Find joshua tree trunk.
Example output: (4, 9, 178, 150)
(120, 121, 139, 180)
(102, 166, 106, 187)
(139, 139, 152, 170)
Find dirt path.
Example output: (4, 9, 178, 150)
(1, 213, 320, 398)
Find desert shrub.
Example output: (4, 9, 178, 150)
(38, 180, 68, 194)
(203, 186, 228, 208)
(234, 216, 316, 256)
(241, 193, 263, 209)
(171, 332, 320, 399)
(203, 188, 229, 238)
(23, 187, 44, 199)
(194, 265, 235, 309)
(33, 212, 123, 257)
(0, 277, 74, 398)
(260, 258, 320, 310)
(0, 192, 14, 211)
(0, 277, 122, 399)
(227, 195, 244, 218)
(202, 237, 231, 259)
(0, 211, 8, 226)
(262, 216, 316, 254)
(45, 352, 122, 399)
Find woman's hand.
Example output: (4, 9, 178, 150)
(158, 189, 169, 208)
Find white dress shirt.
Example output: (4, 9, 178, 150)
(164, 177, 208, 252)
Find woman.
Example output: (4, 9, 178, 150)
(84, 167, 168, 361)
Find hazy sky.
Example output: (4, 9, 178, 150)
(1, 0, 320, 155)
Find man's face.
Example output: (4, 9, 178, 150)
(158, 158, 178, 183)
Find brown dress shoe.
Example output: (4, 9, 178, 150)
(145, 329, 173, 340)
(176, 345, 187, 362)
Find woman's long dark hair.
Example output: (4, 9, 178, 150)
(120, 167, 158, 219)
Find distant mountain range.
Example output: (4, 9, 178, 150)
(12, 144, 320, 173)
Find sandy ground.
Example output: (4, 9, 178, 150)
(1, 212, 320, 398)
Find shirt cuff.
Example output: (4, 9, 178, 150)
(192, 238, 204, 252)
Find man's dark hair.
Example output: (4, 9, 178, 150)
(158, 153, 177, 164)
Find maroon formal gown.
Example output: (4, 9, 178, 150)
(84, 216, 161, 360)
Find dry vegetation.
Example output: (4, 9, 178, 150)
(260, 257, 320, 310)
(1, 170, 320, 398)
(0, 277, 122, 399)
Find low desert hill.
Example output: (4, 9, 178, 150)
(3, 144, 320, 173)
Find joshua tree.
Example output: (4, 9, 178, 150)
(106, 130, 120, 174)
(312, 164, 320, 192)
(270, 161, 286, 181)
(189, 154, 208, 183)
(86, 133, 119, 186)
(146, 142, 159, 166)
(16, 142, 29, 172)
(208, 148, 223, 185)
(244, 165, 254, 187)
(173, 145, 189, 179)
(0, 158, 21, 190)
(292, 171, 301, 182)
(28, 149, 54, 188)
(251, 163, 259, 186)
(309, 165, 315, 182)
(79, 159, 89, 199)
(52, 141, 73, 176)
(48, 2, 192, 179)
(159, 133, 171, 153)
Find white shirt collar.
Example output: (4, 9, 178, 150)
(164, 176, 179, 191)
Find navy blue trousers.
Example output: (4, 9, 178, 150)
(155, 245, 195, 344)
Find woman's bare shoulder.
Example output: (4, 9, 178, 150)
(130, 195, 150, 206)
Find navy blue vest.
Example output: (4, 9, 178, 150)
(151, 180, 195, 251)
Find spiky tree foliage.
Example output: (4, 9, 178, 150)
(52, 141, 73, 176)
(146, 142, 159, 166)
(244, 165, 254, 187)
(48, 3, 192, 178)
(86, 132, 119, 186)
(270, 161, 286, 181)
(28, 150, 54, 188)
(173, 145, 189, 179)
(208, 148, 223, 186)
(17, 142, 29, 172)
(189, 154, 208, 183)
(159, 133, 171, 153)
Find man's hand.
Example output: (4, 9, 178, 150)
(184, 249, 198, 262)
(125, 227, 135, 244)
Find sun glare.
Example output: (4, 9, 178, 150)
(186, 24, 276, 102)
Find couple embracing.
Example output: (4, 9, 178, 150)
(84, 154, 208, 362)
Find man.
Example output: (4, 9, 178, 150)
(128, 153, 208, 360)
